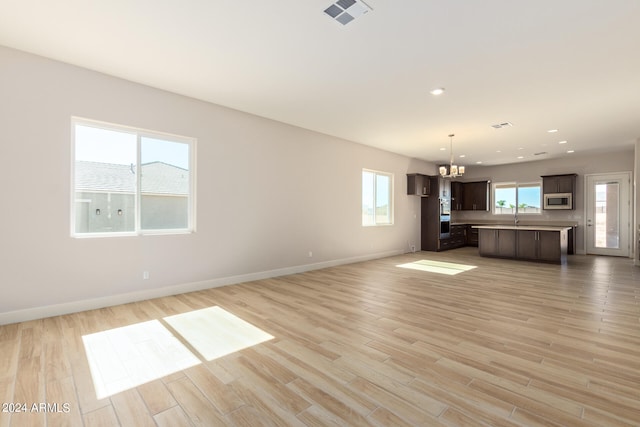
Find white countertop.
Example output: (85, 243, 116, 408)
(472, 225, 572, 231)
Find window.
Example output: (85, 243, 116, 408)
(72, 118, 195, 236)
(362, 169, 393, 226)
(493, 182, 541, 215)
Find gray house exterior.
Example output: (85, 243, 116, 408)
(74, 161, 189, 233)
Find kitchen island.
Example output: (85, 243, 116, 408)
(474, 225, 571, 264)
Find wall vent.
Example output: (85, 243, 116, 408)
(324, 0, 372, 25)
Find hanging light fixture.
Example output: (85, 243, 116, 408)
(439, 134, 465, 178)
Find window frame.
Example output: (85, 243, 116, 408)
(71, 117, 196, 238)
(492, 181, 542, 215)
(362, 168, 394, 227)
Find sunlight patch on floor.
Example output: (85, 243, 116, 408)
(83, 306, 274, 399)
(82, 320, 201, 399)
(396, 259, 477, 275)
(164, 306, 274, 361)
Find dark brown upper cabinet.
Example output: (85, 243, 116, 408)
(463, 181, 490, 211)
(541, 174, 577, 194)
(406, 173, 430, 196)
(451, 181, 490, 211)
(451, 181, 464, 211)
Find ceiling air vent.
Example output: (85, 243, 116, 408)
(324, 0, 372, 25)
(491, 122, 513, 129)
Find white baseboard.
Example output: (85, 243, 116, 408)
(0, 249, 403, 326)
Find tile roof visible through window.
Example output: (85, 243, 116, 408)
(140, 162, 189, 196)
(75, 161, 188, 195)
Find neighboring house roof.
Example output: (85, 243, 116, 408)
(140, 161, 189, 195)
(75, 161, 189, 195)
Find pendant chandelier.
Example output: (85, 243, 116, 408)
(439, 133, 465, 178)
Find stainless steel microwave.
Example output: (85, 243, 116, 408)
(543, 193, 572, 209)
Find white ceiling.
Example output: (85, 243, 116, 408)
(1, 1, 639, 166)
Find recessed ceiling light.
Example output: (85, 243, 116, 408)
(558, 140, 567, 144)
(517, 156, 524, 159)
(430, 87, 445, 95)
(476, 161, 482, 164)
(547, 129, 558, 133)
(518, 147, 524, 150)
(567, 150, 575, 153)
(439, 147, 445, 151)
(459, 154, 465, 158)
(496, 150, 502, 153)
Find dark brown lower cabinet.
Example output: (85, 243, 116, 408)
(438, 238, 452, 251)
(437, 225, 467, 251)
(478, 229, 516, 258)
(466, 225, 479, 247)
(516, 230, 538, 260)
(450, 225, 466, 249)
(517, 230, 564, 263)
(479, 227, 568, 264)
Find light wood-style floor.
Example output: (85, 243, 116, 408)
(1, 248, 639, 426)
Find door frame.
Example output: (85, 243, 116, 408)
(584, 171, 632, 257)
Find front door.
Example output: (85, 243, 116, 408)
(585, 172, 631, 257)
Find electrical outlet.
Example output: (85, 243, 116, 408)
(143, 271, 149, 280)
(308, 251, 313, 258)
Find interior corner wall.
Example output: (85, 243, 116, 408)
(635, 138, 640, 265)
(0, 45, 433, 324)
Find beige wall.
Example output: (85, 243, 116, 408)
(2, 45, 635, 324)
(0, 46, 434, 323)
